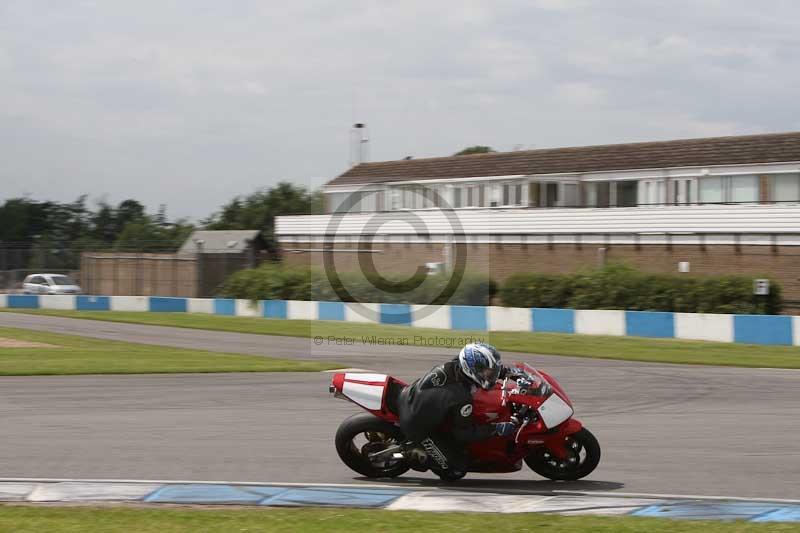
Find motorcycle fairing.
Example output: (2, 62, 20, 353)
(330, 372, 406, 422)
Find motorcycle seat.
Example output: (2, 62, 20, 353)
(385, 380, 404, 416)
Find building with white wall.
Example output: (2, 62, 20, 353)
(277, 132, 800, 304)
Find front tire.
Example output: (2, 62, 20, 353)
(335, 413, 410, 478)
(525, 428, 601, 481)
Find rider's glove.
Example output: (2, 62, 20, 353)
(493, 422, 517, 437)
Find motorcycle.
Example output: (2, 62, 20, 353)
(329, 362, 600, 481)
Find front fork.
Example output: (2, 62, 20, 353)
(533, 419, 583, 460)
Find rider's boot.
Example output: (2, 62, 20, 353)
(402, 445, 429, 472)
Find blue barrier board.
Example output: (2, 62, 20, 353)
(450, 305, 487, 330)
(532, 308, 575, 333)
(263, 300, 288, 319)
(626, 311, 675, 338)
(213, 299, 236, 316)
(318, 301, 345, 321)
(380, 303, 412, 325)
(149, 297, 188, 313)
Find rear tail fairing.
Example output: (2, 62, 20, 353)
(329, 372, 406, 422)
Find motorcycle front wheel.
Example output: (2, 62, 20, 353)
(335, 413, 410, 478)
(525, 427, 601, 481)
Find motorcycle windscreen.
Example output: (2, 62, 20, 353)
(341, 373, 388, 411)
(538, 393, 574, 428)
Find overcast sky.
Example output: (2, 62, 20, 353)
(2, 0, 800, 219)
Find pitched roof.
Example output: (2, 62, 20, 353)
(178, 230, 261, 254)
(328, 131, 800, 186)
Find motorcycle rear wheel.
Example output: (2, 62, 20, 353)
(335, 413, 410, 478)
(525, 428, 601, 481)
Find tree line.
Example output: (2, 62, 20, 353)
(0, 182, 323, 270)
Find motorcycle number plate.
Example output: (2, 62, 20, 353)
(538, 394, 573, 429)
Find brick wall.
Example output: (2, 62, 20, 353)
(281, 241, 800, 302)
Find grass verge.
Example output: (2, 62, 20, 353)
(1, 505, 797, 533)
(0, 326, 337, 375)
(7, 308, 800, 368)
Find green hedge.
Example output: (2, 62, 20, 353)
(499, 264, 782, 314)
(222, 262, 781, 314)
(219, 263, 496, 306)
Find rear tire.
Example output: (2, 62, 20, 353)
(335, 413, 410, 478)
(525, 428, 601, 481)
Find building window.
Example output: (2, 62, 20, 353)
(359, 191, 374, 212)
(499, 181, 525, 206)
(404, 187, 411, 209)
(698, 175, 758, 203)
(562, 183, 579, 207)
(453, 186, 462, 208)
(326, 192, 349, 213)
(729, 176, 758, 203)
(544, 183, 559, 207)
(478, 184, 486, 206)
(423, 187, 434, 208)
(465, 185, 481, 207)
(489, 183, 500, 207)
(772, 174, 800, 202)
(528, 181, 540, 206)
(499, 183, 524, 206)
(698, 177, 723, 203)
(639, 179, 666, 205)
(617, 181, 638, 207)
(585, 182, 610, 207)
(340, 191, 359, 213)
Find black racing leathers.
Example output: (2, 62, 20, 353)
(397, 359, 495, 471)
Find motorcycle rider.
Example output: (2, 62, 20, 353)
(397, 342, 518, 478)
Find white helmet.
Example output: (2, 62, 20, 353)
(458, 343, 501, 390)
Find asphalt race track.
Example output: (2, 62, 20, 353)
(1, 312, 799, 500)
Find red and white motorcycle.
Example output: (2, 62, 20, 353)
(329, 362, 600, 481)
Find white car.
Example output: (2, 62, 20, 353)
(22, 274, 82, 295)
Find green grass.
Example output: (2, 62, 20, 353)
(7, 308, 800, 368)
(1, 505, 797, 533)
(0, 326, 338, 375)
